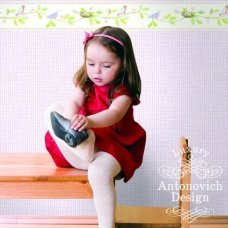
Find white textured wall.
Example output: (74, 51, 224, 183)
(0, 4, 227, 217)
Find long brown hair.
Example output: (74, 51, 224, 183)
(73, 26, 141, 102)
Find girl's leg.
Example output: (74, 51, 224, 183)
(88, 152, 121, 228)
(44, 104, 95, 169)
(45, 131, 73, 168)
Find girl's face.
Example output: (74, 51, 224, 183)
(86, 42, 122, 86)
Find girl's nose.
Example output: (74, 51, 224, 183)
(94, 65, 101, 74)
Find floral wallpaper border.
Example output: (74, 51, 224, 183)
(0, 3, 227, 29)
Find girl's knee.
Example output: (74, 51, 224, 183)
(88, 163, 112, 186)
(88, 152, 121, 187)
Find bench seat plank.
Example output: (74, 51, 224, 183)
(0, 153, 93, 199)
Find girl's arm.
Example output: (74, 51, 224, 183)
(88, 95, 132, 128)
(62, 86, 85, 120)
(71, 95, 132, 131)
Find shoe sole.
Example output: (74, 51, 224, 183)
(50, 112, 88, 147)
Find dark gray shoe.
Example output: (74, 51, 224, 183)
(50, 111, 89, 147)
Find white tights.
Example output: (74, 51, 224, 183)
(44, 104, 121, 228)
(88, 152, 121, 228)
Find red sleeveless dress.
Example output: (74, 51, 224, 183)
(45, 84, 146, 182)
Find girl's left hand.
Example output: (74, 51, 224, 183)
(71, 114, 90, 131)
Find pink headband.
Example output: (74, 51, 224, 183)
(83, 31, 123, 47)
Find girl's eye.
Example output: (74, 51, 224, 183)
(88, 63, 94, 66)
(103, 65, 111, 68)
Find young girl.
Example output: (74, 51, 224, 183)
(44, 26, 146, 228)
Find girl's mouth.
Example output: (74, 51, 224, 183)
(94, 78, 102, 83)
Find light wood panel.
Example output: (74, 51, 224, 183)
(191, 216, 228, 227)
(116, 206, 180, 227)
(0, 153, 93, 199)
(0, 182, 92, 199)
(0, 153, 88, 181)
(179, 137, 191, 228)
(190, 225, 228, 228)
(0, 225, 98, 228)
(0, 216, 98, 225)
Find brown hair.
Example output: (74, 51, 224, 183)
(73, 26, 141, 102)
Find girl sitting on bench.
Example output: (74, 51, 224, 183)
(44, 26, 146, 228)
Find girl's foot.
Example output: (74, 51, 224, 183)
(50, 111, 89, 147)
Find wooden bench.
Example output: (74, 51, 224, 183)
(0, 153, 98, 227)
(0, 137, 191, 227)
(0, 153, 93, 199)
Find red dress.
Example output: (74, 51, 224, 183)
(79, 84, 146, 182)
(45, 84, 146, 182)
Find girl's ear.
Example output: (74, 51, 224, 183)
(121, 62, 125, 71)
(119, 66, 124, 74)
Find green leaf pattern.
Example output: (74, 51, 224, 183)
(0, 3, 227, 29)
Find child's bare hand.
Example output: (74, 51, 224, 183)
(71, 114, 90, 131)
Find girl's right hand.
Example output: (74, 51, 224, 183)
(71, 114, 91, 132)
